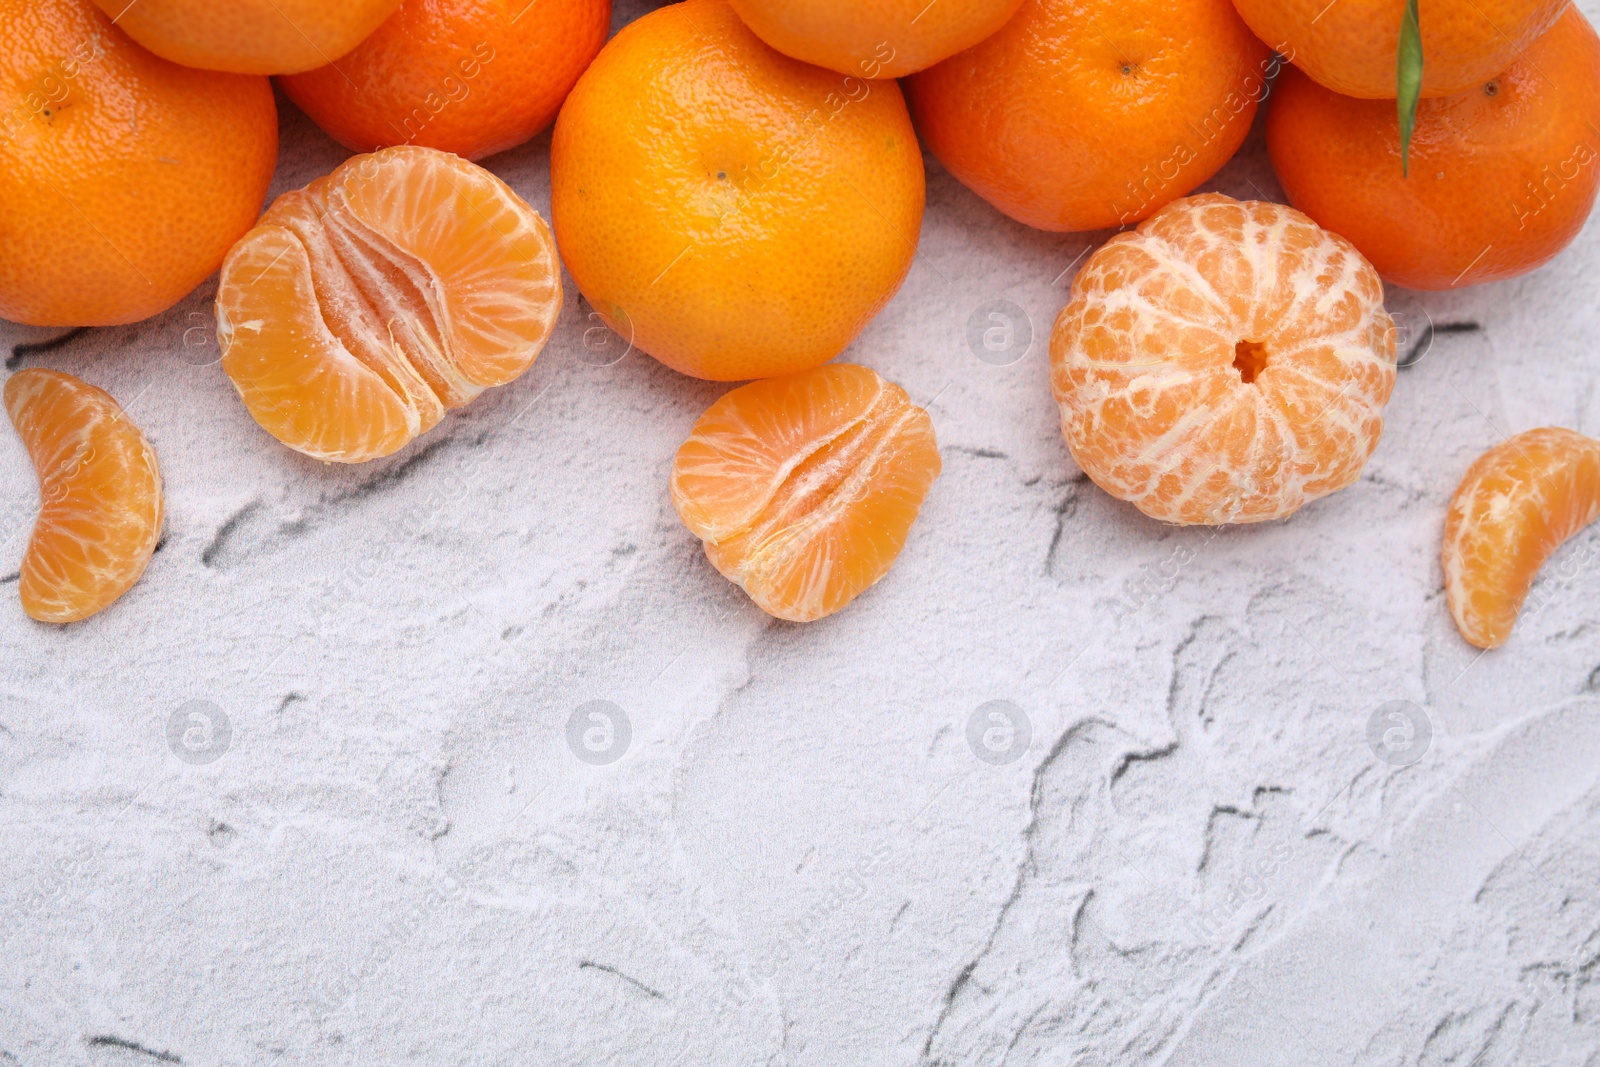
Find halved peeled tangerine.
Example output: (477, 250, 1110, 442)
(5, 369, 163, 623)
(1442, 427, 1600, 649)
(670, 363, 941, 622)
(216, 145, 562, 463)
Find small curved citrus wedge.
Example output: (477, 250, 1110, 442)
(1442, 428, 1600, 649)
(5, 369, 162, 623)
(217, 145, 562, 463)
(671, 364, 941, 622)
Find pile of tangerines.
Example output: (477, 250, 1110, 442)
(1, 0, 1597, 651)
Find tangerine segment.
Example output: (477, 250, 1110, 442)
(1050, 194, 1397, 525)
(217, 146, 561, 463)
(4, 370, 162, 623)
(671, 364, 941, 622)
(1442, 428, 1600, 650)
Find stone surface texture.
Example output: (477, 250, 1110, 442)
(3, 3, 1600, 1064)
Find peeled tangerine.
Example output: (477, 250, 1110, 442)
(217, 146, 562, 463)
(1051, 194, 1397, 525)
(670, 364, 941, 622)
(1442, 428, 1600, 649)
(5, 370, 162, 623)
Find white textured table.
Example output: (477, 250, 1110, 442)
(4, 3, 1600, 1064)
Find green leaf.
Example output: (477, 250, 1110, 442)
(1397, 0, 1424, 177)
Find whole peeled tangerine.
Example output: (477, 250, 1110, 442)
(1050, 194, 1398, 525)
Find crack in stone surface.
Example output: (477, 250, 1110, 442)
(201, 502, 261, 568)
(578, 960, 668, 1001)
(84, 1035, 182, 1063)
(919, 718, 1105, 1064)
(7, 327, 88, 369)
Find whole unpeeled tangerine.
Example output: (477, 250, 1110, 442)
(725, 0, 1027, 78)
(0, 0, 278, 327)
(1266, 7, 1600, 291)
(551, 0, 925, 382)
(278, 0, 611, 162)
(1231, 0, 1569, 99)
(86, 0, 401, 75)
(906, 0, 1269, 233)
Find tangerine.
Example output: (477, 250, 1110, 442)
(215, 146, 562, 463)
(5, 369, 162, 623)
(670, 363, 941, 622)
(278, 0, 611, 162)
(550, 0, 925, 382)
(1231, 0, 1569, 99)
(1050, 194, 1398, 525)
(1442, 428, 1600, 649)
(0, 0, 278, 327)
(1266, 8, 1600, 291)
(725, 0, 1027, 78)
(905, 0, 1271, 233)
(87, 0, 401, 74)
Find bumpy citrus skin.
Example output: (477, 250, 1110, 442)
(671, 364, 941, 622)
(551, 0, 926, 382)
(279, 0, 610, 161)
(0, 0, 278, 327)
(1442, 428, 1600, 650)
(87, 0, 401, 74)
(1267, 9, 1600, 291)
(5, 370, 162, 623)
(725, 0, 1027, 78)
(217, 146, 562, 463)
(1231, 0, 1569, 99)
(906, 0, 1270, 232)
(1050, 195, 1397, 525)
